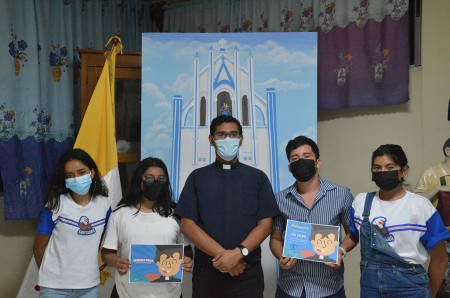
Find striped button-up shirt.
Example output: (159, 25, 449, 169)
(273, 176, 353, 298)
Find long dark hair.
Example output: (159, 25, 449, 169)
(116, 157, 175, 217)
(45, 148, 109, 211)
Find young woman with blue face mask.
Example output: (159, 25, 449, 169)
(338, 144, 450, 297)
(33, 148, 111, 298)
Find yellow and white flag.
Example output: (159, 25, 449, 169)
(18, 37, 123, 298)
(74, 39, 123, 210)
(73, 37, 123, 297)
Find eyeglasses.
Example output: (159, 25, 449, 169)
(213, 131, 241, 140)
(143, 176, 168, 185)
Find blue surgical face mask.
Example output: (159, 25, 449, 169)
(65, 173, 92, 195)
(215, 137, 240, 161)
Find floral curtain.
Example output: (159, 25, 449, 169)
(164, 0, 410, 110)
(0, 0, 156, 220)
(0, 0, 409, 220)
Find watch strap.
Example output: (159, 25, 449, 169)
(237, 244, 248, 256)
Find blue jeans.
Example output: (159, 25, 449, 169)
(360, 262, 431, 298)
(192, 263, 264, 298)
(359, 192, 432, 298)
(275, 286, 346, 298)
(39, 286, 98, 298)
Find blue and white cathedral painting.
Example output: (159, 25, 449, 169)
(141, 33, 318, 200)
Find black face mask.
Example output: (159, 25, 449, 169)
(290, 159, 317, 182)
(142, 181, 167, 201)
(372, 170, 401, 191)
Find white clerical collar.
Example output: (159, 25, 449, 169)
(222, 164, 231, 170)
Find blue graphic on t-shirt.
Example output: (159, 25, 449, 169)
(78, 216, 96, 235)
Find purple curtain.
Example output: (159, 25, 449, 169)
(163, 0, 410, 110)
(318, 15, 409, 109)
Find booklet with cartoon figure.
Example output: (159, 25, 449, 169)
(282, 220, 340, 264)
(129, 244, 184, 283)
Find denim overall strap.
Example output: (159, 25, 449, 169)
(362, 192, 376, 219)
(360, 192, 409, 264)
(359, 192, 432, 297)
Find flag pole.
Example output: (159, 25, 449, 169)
(18, 34, 124, 298)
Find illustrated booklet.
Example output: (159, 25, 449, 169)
(129, 244, 184, 283)
(283, 220, 340, 264)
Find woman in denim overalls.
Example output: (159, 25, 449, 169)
(337, 144, 449, 297)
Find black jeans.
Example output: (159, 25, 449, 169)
(192, 263, 264, 298)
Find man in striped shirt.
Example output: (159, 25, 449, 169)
(270, 136, 353, 298)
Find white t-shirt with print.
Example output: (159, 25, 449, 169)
(102, 206, 189, 298)
(350, 191, 449, 265)
(37, 194, 111, 289)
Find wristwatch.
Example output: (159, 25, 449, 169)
(238, 244, 249, 257)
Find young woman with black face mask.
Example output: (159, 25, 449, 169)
(338, 144, 450, 298)
(101, 157, 193, 298)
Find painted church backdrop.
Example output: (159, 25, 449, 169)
(141, 32, 317, 199)
(141, 31, 317, 298)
